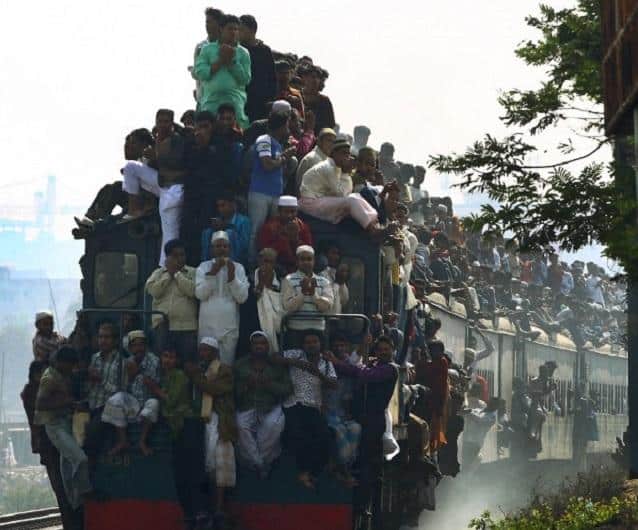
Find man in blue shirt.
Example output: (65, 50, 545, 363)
(247, 111, 296, 263)
(201, 192, 251, 266)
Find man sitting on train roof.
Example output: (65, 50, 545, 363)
(145, 239, 198, 364)
(194, 14, 252, 129)
(196, 230, 250, 365)
(247, 111, 297, 264)
(277, 329, 337, 489)
(294, 127, 335, 194)
(200, 192, 251, 265)
(121, 109, 188, 266)
(101, 330, 160, 456)
(184, 336, 237, 529)
(239, 14, 277, 123)
(299, 138, 381, 233)
(234, 331, 292, 478)
(257, 195, 313, 275)
(281, 245, 333, 337)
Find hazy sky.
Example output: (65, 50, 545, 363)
(0, 0, 614, 269)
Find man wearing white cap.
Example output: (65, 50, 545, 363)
(101, 330, 160, 456)
(296, 128, 336, 189)
(233, 332, 292, 477)
(257, 195, 313, 274)
(281, 245, 333, 334)
(196, 231, 250, 364)
(33, 311, 66, 362)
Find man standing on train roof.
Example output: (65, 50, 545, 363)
(379, 142, 400, 183)
(295, 127, 336, 190)
(145, 239, 198, 364)
(281, 245, 334, 335)
(200, 192, 251, 265)
(299, 138, 380, 232)
(351, 125, 371, 157)
(301, 65, 336, 134)
(194, 14, 252, 129)
(257, 195, 313, 274)
(121, 110, 187, 266)
(101, 331, 160, 456)
(247, 111, 297, 264)
(278, 329, 337, 489)
(234, 331, 293, 478)
(191, 8, 225, 104)
(239, 14, 277, 123)
(409, 166, 427, 225)
(275, 60, 305, 118)
(196, 230, 250, 365)
(33, 310, 66, 363)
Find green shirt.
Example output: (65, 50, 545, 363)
(160, 369, 193, 438)
(34, 367, 73, 426)
(233, 356, 293, 413)
(194, 41, 252, 128)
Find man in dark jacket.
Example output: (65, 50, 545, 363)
(240, 15, 277, 122)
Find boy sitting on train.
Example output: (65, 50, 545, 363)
(101, 330, 161, 456)
(278, 329, 337, 489)
(184, 337, 237, 528)
(234, 331, 292, 478)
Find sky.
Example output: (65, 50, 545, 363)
(0, 0, 616, 274)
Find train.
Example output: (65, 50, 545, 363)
(70, 208, 628, 530)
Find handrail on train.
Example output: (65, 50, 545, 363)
(78, 308, 169, 341)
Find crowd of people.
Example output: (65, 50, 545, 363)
(22, 6, 627, 530)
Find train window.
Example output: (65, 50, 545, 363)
(94, 252, 140, 308)
(341, 256, 365, 314)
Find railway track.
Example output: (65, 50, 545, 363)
(0, 508, 60, 530)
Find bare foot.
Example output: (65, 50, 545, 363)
(298, 472, 315, 489)
(139, 441, 153, 457)
(109, 441, 129, 456)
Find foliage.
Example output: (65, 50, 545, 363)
(470, 496, 638, 530)
(428, 1, 637, 272)
(0, 471, 55, 514)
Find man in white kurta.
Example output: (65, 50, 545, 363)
(196, 230, 250, 364)
(299, 139, 378, 229)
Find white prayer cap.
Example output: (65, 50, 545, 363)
(35, 310, 53, 323)
(296, 245, 315, 256)
(272, 100, 292, 114)
(127, 330, 146, 343)
(200, 337, 219, 350)
(436, 204, 448, 214)
(278, 195, 298, 208)
(211, 230, 229, 243)
(249, 331, 269, 342)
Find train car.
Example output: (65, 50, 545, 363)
(429, 295, 628, 465)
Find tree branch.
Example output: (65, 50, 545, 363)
(521, 141, 606, 169)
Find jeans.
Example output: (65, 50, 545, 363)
(45, 418, 92, 510)
(247, 191, 279, 264)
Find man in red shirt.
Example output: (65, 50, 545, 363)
(257, 195, 313, 274)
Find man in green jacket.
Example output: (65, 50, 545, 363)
(194, 14, 252, 129)
(234, 331, 292, 477)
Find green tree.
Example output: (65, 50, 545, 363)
(429, 0, 638, 272)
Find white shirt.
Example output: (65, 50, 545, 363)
(296, 145, 329, 183)
(585, 275, 605, 306)
(320, 266, 350, 314)
(283, 349, 336, 409)
(560, 271, 574, 295)
(300, 158, 353, 199)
